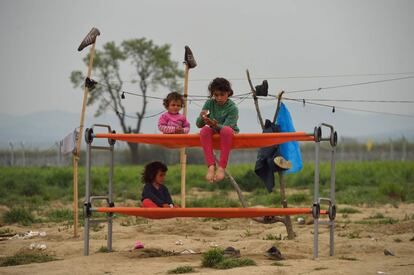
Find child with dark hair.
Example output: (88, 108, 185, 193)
(196, 77, 239, 183)
(141, 161, 176, 208)
(158, 92, 190, 134)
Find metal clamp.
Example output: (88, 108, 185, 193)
(85, 128, 94, 144)
(328, 204, 336, 221)
(314, 126, 322, 142)
(83, 202, 92, 218)
(312, 203, 320, 219)
(319, 123, 337, 147)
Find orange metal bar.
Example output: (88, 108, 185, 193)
(95, 132, 314, 149)
(96, 207, 328, 219)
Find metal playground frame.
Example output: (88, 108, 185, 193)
(82, 123, 337, 258)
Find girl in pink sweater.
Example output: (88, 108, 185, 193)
(158, 92, 190, 134)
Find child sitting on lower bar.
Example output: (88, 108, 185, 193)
(140, 161, 177, 208)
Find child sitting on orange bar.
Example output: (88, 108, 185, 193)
(141, 161, 177, 208)
(196, 77, 239, 183)
(158, 92, 190, 134)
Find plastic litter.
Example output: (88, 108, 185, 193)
(30, 243, 47, 250)
(134, 241, 144, 249)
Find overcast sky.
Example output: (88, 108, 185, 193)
(1, 0, 414, 138)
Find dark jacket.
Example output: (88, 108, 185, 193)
(254, 119, 283, 193)
(141, 183, 173, 207)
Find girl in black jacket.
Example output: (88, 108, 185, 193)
(141, 161, 177, 208)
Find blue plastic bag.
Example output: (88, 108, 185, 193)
(276, 103, 303, 174)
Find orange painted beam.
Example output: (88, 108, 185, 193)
(96, 207, 328, 219)
(95, 132, 314, 149)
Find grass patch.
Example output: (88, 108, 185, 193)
(167, 265, 195, 274)
(357, 214, 399, 225)
(97, 246, 111, 253)
(46, 209, 73, 223)
(214, 258, 256, 269)
(263, 233, 282, 240)
(339, 256, 358, 261)
(368, 213, 385, 219)
(338, 207, 361, 214)
(346, 231, 361, 239)
(135, 248, 176, 258)
(2, 208, 35, 226)
(201, 248, 224, 267)
(271, 262, 290, 266)
(201, 248, 256, 270)
(0, 227, 14, 235)
(0, 250, 57, 267)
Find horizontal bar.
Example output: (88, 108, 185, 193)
(96, 207, 329, 219)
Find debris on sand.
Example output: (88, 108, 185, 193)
(383, 249, 395, 256)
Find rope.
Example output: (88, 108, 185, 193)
(285, 75, 414, 94)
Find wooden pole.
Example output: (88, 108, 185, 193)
(180, 46, 196, 208)
(73, 41, 97, 237)
(180, 64, 190, 208)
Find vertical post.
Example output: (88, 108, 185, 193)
(58, 141, 62, 166)
(389, 138, 394, 160)
(21, 142, 26, 167)
(74, 28, 100, 237)
(180, 46, 197, 208)
(9, 142, 14, 167)
(313, 140, 320, 259)
(84, 142, 92, 256)
(329, 146, 336, 256)
(107, 142, 114, 252)
(180, 64, 189, 208)
(279, 172, 295, 239)
(402, 136, 407, 162)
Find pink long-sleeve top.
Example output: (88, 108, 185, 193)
(158, 112, 190, 134)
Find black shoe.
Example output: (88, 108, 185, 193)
(266, 246, 284, 260)
(78, 27, 100, 51)
(224, 246, 241, 258)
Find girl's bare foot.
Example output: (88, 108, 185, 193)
(206, 165, 215, 183)
(214, 167, 225, 182)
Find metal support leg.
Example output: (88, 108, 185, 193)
(313, 140, 320, 259)
(329, 146, 336, 256)
(107, 144, 114, 252)
(84, 142, 92, 256)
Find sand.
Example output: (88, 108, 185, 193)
(1, 203, 414, 275)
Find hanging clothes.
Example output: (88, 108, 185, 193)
(254, 119, 284, 192)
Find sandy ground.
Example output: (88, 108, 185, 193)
(1, 203, 414, 275)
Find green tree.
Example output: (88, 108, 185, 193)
(71, 38, 183, 163)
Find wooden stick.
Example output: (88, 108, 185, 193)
(180, 65, 190, 208)
(246, 69, 264, 129)
(73, 41, 97, 237)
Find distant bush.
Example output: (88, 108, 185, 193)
(0, 250, 56, 267)
(2, 208, 35, 226)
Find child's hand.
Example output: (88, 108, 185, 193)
(175, 125, 184, 134)
(206, 118, 218, 128)
(162, 204, 170, 208)
(200, 109, 209, 118)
